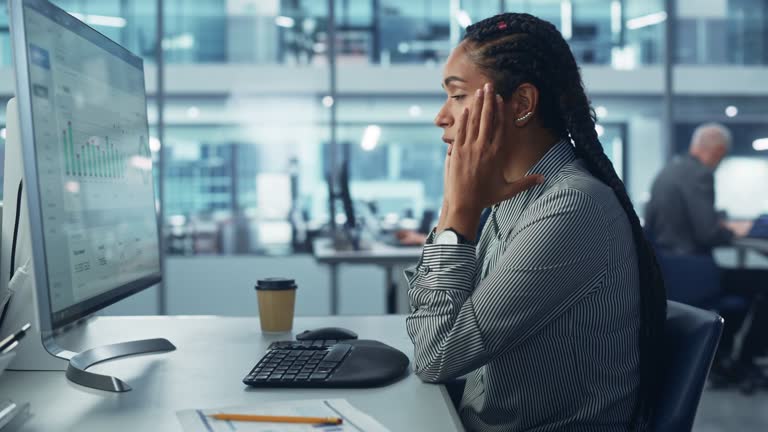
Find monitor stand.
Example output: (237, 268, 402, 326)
(0, 98, 175, 392)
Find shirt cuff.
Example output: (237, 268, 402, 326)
(425, 227, 437, 245)
(418, 243, 477, 273)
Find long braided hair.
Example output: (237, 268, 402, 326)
(462, 13, 666, 429)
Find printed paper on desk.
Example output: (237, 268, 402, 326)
(177, 398, 390, 432)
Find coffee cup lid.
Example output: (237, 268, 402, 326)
(255, 277, 297, 291)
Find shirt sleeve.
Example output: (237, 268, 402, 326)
(404, 189, 610, 383)
(684, 170, 734, 247)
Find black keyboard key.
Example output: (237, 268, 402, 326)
(318, 361, 338, 368)
(324, 344, 351, 362)
(315, 366, 334, 374)
(310, 372, 329, 381)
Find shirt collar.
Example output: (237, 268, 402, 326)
(489, 139, 576, 240)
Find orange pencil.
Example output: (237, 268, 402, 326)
(209, 413, 343, 425)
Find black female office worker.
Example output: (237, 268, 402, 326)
(404, 13, 666, 432)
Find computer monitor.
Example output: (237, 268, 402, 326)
(2, 0, 174, 392)
(325, 158, 366, 250)
(338, 159, 356, 230)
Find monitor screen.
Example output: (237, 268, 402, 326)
(17, 0, 160, 327)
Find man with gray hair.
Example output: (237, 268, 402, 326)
(646, 123, 768, 392)
(645, 123, 736, 254)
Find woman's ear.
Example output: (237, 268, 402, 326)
(511, 83, 539, 127)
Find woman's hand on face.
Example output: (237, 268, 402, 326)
(446, 82, 544, 219)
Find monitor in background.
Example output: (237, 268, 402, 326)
(326, 158, 364, 250)
(338, 159, 356, 230)
(2, 0, 174, 392)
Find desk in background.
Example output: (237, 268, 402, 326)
(0, 315, 462, 432)
(732, 238, 768, 268)
(313, 238, 422, 315)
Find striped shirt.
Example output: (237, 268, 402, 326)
(404, 140, 642, 432)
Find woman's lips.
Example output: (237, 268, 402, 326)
(443, 137, 454, 155)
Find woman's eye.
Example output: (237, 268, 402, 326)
(450, 95, 466, 101)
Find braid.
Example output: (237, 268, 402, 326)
(464, 13, 667, 429)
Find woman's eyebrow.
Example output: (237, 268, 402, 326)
(441, 75, 467, 89)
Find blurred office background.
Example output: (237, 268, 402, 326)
(0, 1, 766, 305)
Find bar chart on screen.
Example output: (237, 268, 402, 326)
(60, 121, 132, 181)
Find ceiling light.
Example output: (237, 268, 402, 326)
(753, 138, 768, 151)
(149, 136, 161, 152)
(595, 106, 608, 119)
(361, 125, 381, 151)
(322, 96, 334, 108)
(0, 128, 6, 140)
(275, 16, 295, 28)
(409, 105, 422, 117)
(725, 105, 738, 117)
(595, 124, 605, 137)
(186, 106, 200, 119)
(561, 1, 573, 40)
(162, 33, 195, 50)
(69, 12, 127, 28)
(610, 1, 622, 36)
(626, 12, 667, 30)
(455, 10, 472, 29)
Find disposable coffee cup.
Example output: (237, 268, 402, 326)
(255, 277, 297, 333)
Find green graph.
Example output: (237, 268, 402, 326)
(138, 135, 150, 183)
(62, 121, 127, 179)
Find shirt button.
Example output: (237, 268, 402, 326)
(421, 266, 431, 274)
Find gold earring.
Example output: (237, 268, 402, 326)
(516, 112, 533, 122)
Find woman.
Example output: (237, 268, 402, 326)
(405, 13, 666, 432)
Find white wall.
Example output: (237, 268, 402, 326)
(627, 115, 665, 216)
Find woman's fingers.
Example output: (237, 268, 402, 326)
(478, 83, 495, 146)
(468, 87, 483, 143)
(492, 93, 504, 150)
(455, 108, 468, 148)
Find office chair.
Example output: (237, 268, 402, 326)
(655, 252, 736, 310)
(653, 301, 723, 432)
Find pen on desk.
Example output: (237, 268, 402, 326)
(209, 413, 343, 425)
(0, 323, 31, 354)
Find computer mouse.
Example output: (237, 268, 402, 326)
(295, 327, 358, 341)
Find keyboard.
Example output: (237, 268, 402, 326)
(243, 339, 410, 388)
(243, 340, 351, 386)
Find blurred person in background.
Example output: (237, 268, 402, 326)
(646, 123, 768, 392)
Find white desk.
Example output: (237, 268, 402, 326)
(732, 238, 768, 268)
(313, 239, 422, 315)
(0, 315, 463, 432)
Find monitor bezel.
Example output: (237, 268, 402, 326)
(10, 0, 162, 332)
